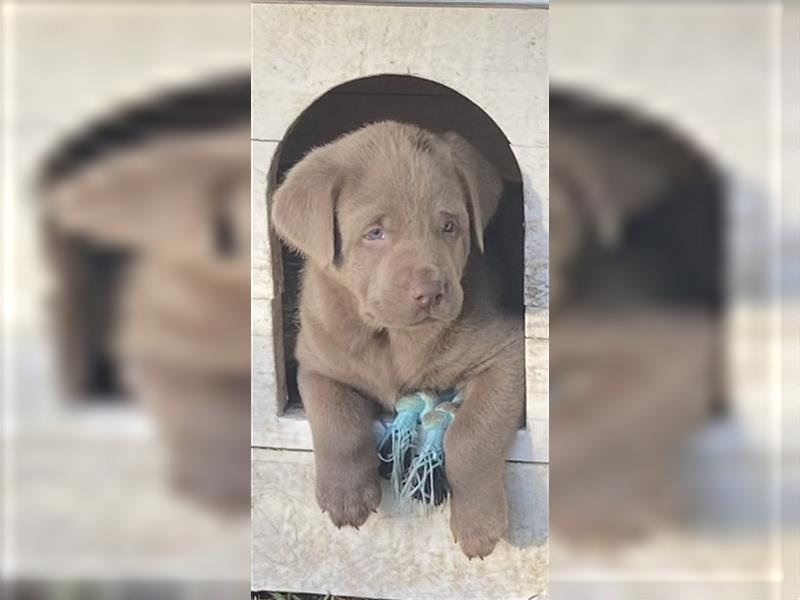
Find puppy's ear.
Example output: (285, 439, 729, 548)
(270, 145, 340, 267)
(441, 132, 503, 253)
(44, 128, 249, 256)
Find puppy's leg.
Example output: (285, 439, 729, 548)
(298, 367, 381, 529)
(445, 339, 525, 558)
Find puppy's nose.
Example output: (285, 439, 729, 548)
(410, 276, 445, 309)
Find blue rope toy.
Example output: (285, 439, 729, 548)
(377, 389, 463, 509)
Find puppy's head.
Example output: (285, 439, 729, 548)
(271, 121, 502, 329)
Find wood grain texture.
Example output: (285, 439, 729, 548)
(518, 145, 549, 309)
(252, 448, 548, 599)
(251, 140, 288, 440)
(252, 3, 547, 148)
(251, 141, 278, 302)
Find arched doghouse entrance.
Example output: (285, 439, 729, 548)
(266, 74, 526, 413)
(253, 70, 547, 464)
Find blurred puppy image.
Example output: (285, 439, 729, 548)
(271, 121, 524, 559)
(41, 77, 252, 511)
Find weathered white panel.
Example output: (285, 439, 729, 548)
(525, 323, 549, 445)
(251, 330, 278, 442)
(516, 145, 549, 309)
(518, 142, 549, 444)
(252, 448, 548, 599)
(252, 3, 547, 148)
(251, 139, 286, 445)
(526, 307, 549, 339)
(253, 0, 549, 6)
(251, 140, 278, 301)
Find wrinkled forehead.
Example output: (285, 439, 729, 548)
(338, 152, 467, 229)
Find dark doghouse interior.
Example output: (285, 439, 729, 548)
(272, 75, 526, 411)
(44, 224, 131, 401)
(550, 88, 724, 313)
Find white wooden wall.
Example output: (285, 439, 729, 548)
(252, 3, 548, 598)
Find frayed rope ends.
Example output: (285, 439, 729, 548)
(377, 391, 438, 497)
(400, 401, 459, 509)
(377, 390, 463, 510)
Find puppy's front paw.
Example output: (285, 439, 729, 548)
(316, 460, 381, 529)
(450, 484, 508, 559)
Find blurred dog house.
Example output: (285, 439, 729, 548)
(251, 2, 548, 599)
(548, 4, 796, 600)
(40, 74, 252, 509)
(548, 86, 725, 542)
(3, 2, 252, 593)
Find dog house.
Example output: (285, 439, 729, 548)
(252, 2, 548, 599)
(41, 74, 252, 508)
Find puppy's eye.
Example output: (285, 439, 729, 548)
(442, 220, 458, 235)
(364, 226, 386, 241)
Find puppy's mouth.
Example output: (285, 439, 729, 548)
(407, 315, 440, 327)
(361, 305, 456, 330)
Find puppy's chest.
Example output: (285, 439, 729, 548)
(351, 332, 462, 403)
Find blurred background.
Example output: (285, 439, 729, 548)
(2, 2, 251, 599)
(549, 2, 798, 599)
(1, 1, 798, 600)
